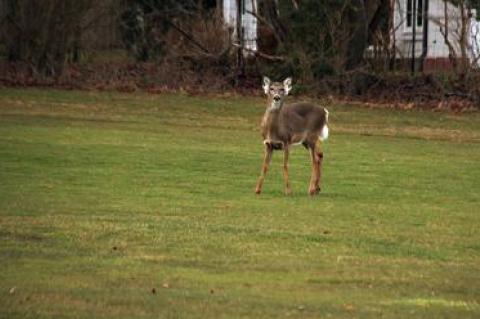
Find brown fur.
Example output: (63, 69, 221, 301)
(255, 77, 328, 196)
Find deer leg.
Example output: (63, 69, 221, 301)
(283, 146, 292, 195)
(311, 139, 324, 193)
(255, 145, 273, 194)
(308, 147, 319, 195)
(316, 150, 324, 193)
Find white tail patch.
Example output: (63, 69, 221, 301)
(319, 108, 329, 141)
(319, 125, 329, 141)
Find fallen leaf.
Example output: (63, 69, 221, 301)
(344, 303, 355, 311)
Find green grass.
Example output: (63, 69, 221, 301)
(0, 88, 479, 318)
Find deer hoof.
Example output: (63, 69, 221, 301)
(255, 188, 262, 195)
(309, 187, 320, 196)
(285, 188, 292, 196)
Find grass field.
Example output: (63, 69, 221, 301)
(0, 88, 479, 318)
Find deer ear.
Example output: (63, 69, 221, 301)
(283, 77, 292, 95)
(263, 76, 271, 95)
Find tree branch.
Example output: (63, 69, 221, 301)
(245, 9, 283, 44)
(231, 42, 285, 61)
(166, 19, 211, 54)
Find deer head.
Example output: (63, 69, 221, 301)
(263, 76, 292, 110)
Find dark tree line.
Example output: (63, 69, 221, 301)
(1, 0, 97, 75)
(0, 0, 478, 84)
(0, 0, 391, 77)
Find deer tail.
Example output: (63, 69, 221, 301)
(319, 108, 329, 141)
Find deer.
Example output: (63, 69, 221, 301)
(255, 77, 329, 196)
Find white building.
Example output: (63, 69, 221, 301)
(222, 0, 258, 53)
(393, 0, 480, 69)
(221, 1, 480, 68)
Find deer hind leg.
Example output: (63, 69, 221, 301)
(255, 144, 273, 194)
(308, 147, 319, 195)
(308, 139, 323, 195)
(283, 146, 292, 195)
(316, 144, 324, 193)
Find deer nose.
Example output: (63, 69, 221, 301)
(273, 95, 281, 102)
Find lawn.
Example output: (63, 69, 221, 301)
(0, 88, 479, 318)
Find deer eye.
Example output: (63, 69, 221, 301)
(280, 89, 285, 93)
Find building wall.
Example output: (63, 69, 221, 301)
(393, 0, 424, 58)
(427, 0, 468, 58)
(470, 15, 480, 64)
(393, 0, 476, 60)
(222, 0, 258, 52)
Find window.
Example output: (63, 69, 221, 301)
(406, 0, 423, 29)
(417, 0, 423, 27)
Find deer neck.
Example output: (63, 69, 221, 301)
(262, 103, 287, 143)
(263, 103, 283, 125)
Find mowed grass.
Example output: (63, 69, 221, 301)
(0, 88, 479, 318)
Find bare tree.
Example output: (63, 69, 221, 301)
(431, 0, 477, 76)
(0, 0, 114, 76)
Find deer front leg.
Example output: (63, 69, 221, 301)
(283, 146, 292, 195)
(255, 145, 273, 194)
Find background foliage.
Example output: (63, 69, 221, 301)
(0, 0, 479, 108)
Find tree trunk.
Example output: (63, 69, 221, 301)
(345, 0, 368, 70)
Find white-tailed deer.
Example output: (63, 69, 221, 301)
(255, 77, 329, 195)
